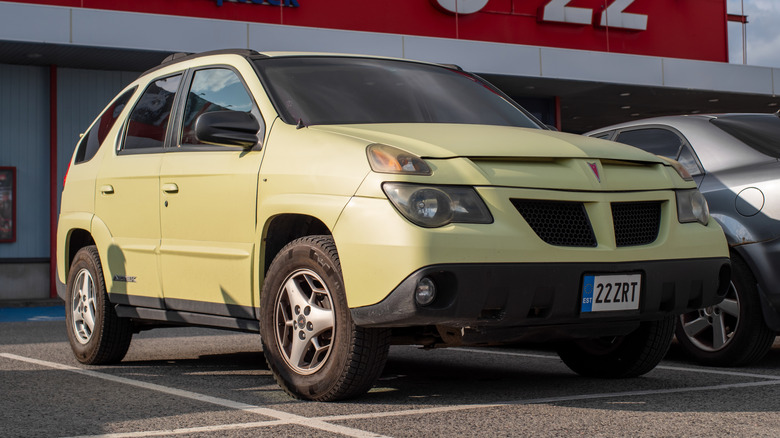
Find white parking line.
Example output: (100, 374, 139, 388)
(5, 348, 780, 438)
(0, 353, 386, 438)
(323, 379, 780, 421)
(455, 347, 780, 380)
(47, 378, 780, 437)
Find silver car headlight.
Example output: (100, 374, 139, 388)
(676, 189, 709, 225)
(382, 183, 493, 228)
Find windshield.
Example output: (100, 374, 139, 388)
(254, 57, 541, 128)
(710, 114, 780, 158)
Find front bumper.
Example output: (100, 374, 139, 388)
(350, 257, 730, 331)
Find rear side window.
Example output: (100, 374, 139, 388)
(180, 68, 257, 146)
(710, 114, 780, 158)
(123, 75, 182, 151)
(74, 87, 136, 163)
(615, 128, 682, 158)
(615, 127, 701, 176)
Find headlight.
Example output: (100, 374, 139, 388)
(676, 189, 709, 225)
(382, 183, 493, 228)
(367, 144, 432, 175)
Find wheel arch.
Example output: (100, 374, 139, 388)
(67, 229, 96, 276)
(57, 212, 96, 286)
(57, 227, 96, 300)
(261, 213, 332, 277)
(730, 244, 780, 332)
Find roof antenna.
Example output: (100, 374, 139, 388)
(296, 119, 307, 129)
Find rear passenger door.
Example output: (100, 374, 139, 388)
(94, 74, 183, 307)
(158, 67, 265, 319)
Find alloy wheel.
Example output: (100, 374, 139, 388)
(679, 281, 740, 352)
(71, 268, 97, 345)
(274, 269, 335, 375)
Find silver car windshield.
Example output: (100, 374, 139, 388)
(254, 57, 541, 129)
(710, 114, 780, 158)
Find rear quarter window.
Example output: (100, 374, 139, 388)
(74, 87, 136, 164)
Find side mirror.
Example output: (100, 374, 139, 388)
(195, 111, 261, 149)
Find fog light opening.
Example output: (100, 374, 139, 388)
(415, 277, 437, 306)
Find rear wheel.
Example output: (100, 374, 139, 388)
(260, 236, 390, 401)
(557, 315, 675, 378)
(65, 245, 132, 364)
(676, 255, 776, 366)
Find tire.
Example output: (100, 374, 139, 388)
(675, 255, 776, 367)
(557, 315, 675, 378)
(65, 245, 133, 365)
(259, 235, 390, 401)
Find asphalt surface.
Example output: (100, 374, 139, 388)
(2, 306, 780, 437)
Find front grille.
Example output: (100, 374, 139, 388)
(511, 199, 597, 247)
(612, 201, 661, 247)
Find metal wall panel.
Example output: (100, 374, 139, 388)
(56, 68, 140, 206)
(0, 63, 50, 259)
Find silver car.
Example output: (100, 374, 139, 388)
(586, 113, 780, 366)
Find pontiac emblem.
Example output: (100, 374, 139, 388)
(588, 162, 601, 182)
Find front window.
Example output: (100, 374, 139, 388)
(710, 114, 780, 158)
(180, 68, 258, 146)
(254, 57, 541, 128)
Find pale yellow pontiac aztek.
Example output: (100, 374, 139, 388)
(57, 49, 730, 401)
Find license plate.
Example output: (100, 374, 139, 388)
(581, 274, 641, 313)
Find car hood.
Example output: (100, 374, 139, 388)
(310, 123, 664, 163)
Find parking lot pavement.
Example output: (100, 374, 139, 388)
(2, 315, 780, 437)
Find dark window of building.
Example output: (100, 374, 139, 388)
(513, 97, 556, 128)
(74, 87, 136, 163)
(123, 75, 182, 151)
(180, 68, 256, 146)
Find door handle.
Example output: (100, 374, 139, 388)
(100, 185, 114, 194)
(162, 183, 179, 193)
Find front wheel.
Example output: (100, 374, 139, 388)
(557, 315, 675, 378)
(260, 236, 390, 401)
(65, 245, 133, 364)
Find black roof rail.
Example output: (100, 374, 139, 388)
(439, 63, 464, 71)
(161, 52, 192, 64)
(141, 49, 266, 76)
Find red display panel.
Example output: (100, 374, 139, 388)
(0, 167, 16, 243)
(7, 0, 729, 62)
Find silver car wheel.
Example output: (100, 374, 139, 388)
(679, 281, 740, 352)
(274, 269, 335, 375)
(71, 268, 97, 345)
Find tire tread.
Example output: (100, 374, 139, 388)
(261, 235, 390, 402)
(67, 246, 132, 365)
